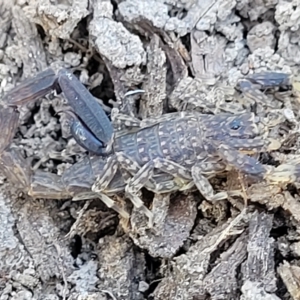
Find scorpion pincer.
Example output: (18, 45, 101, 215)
(0, 69, 299, 227)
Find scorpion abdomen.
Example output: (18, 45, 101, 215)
(113, 115, 206, 167)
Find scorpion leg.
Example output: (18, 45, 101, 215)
(116, 153, 192, 183)
(118, 151, 248, 215)
(115, 153, 188, 192)
(92, 155, 120, 191)
(216, 143, 266, 178)
(124, 163, 156, 227)
(115, 154, 196, 226)
(191, 162, 228, 201)
(63, 156, 129, 218)
(38, 161, 129, 219)
(92, 154, 156, 226)
(124, 157, 227, 204)
(111, 108, 141, 128)
(90, 156, 137, 218)
(114, 153, 187, 192)
(146, 174, 188, 193)
(92, 154, 184, 226)
(1, 141, 130, 219)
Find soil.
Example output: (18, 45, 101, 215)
(1, 0, 300, 299)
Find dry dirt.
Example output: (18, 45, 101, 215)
(1, 0, 300, 299)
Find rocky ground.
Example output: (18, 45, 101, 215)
(1, 0, 300, 299)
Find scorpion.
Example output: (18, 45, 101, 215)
(0, 68, 299, 227)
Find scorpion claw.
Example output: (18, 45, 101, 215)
(245, 72, 292, 88)
(4, 68, 114, 154)
(237, 71, 293, 108)
(57, 69, 113, 146)
(60, 109, 109, 155)
(70, 118, 108, 155)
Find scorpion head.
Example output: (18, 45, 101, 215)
(204, 113, 260, 139)
(203, 113, 268, 152)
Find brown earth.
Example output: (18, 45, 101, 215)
(1, 0, 300, 299)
